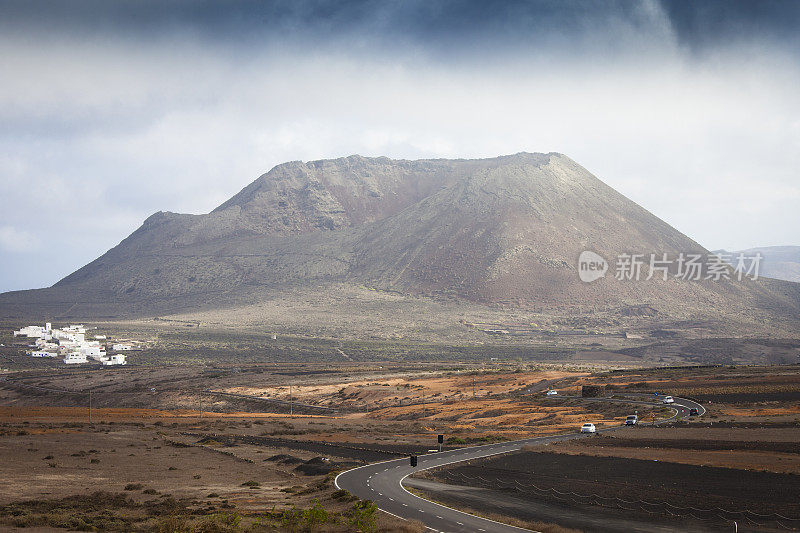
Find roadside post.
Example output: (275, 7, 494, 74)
(438, 434, 443, 452)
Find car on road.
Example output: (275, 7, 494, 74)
(625, 415, 638, 426)
(689, 408, 699, 416)
(546, 389, 558, 396)
(662, 395, 675, 404)
(580, 423, 596, 433)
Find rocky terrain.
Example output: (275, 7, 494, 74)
(1, 153, 798, 341)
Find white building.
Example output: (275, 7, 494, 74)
(29, 350, 58, 358)
(14, 325, 47, 338)
(63, 352, 88, 364)
(34, 338, 59, 350)
(14, 323, 135, 366)
(77, 345, 106, 357)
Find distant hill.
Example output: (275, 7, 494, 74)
(714, 246, 800, 283)
(1, 153, 798, 337)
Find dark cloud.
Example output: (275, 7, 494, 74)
(4, 0, 797, 59)
(1, 0, 799, 292)
(662, 0, 800, 53)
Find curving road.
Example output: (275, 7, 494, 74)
(335, 396, 704, 533)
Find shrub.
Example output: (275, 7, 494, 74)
(347, 500, 377, 532)
(152, 514, 190, 533)
(280, 507, 302, 530)
(193, 511, 241, 532)
(303, 500, 328, 530)
(331, 489, 356, 501)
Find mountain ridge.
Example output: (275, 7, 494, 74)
(2, 152, 799, 334)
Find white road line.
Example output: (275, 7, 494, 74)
(336, 395, 697, 533)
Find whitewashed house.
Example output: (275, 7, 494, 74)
(14, 325, 47, 338)
(103, 354, 127, 366)
(63, 352, 88, 364)
(29, 350, 58, 358)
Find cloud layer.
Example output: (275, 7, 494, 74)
(1, 0, 799, 292)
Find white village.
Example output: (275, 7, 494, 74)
(13, 323, 132, 365)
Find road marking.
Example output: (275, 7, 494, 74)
(337, 396, 693, 532)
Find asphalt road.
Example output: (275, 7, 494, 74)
(335, 396, 705, 533)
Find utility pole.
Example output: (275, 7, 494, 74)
(472, 376, 476, 399)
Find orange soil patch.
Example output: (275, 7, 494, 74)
(223, 370, 583, 405)
(0, 406, 332, 422)
(719, 406, 800, 417)
(547, 442, 800, 475)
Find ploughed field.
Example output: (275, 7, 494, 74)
(421, 450, 800, 527)
(411, 365, 800, 532)
(3, 360, 800, 531)
(580, 364, 800, 405)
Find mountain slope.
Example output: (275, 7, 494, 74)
(1, 153, 798, 328)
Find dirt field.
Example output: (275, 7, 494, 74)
(0, 418, 431, 532)
(543, 427, 800, 474)
(419, 450, 800, 530)
(409, 365, 800, 532)
(2, 356, 800, 531)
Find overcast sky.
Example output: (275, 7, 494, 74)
(1, 0, 799, 292)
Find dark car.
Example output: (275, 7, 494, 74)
(689, 408, 699, 416)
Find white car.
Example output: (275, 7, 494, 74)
(662, 396, 674, 404)
(546, 390, 558, 396)
(580, 423, 596, 433)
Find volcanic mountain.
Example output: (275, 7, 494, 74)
(1, 153, 798, 330)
